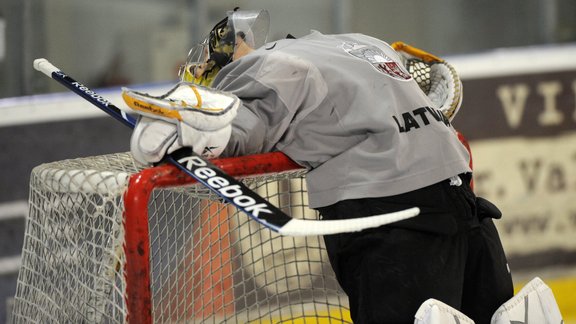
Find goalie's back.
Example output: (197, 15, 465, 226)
(213, 30, 472, 208)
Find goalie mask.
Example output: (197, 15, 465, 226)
(179, 8, 270, 86)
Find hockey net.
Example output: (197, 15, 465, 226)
(12, 152, 350, 323)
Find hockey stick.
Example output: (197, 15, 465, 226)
(33, 58, 420, 236)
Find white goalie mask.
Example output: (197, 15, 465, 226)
(179, 8, 270, 86)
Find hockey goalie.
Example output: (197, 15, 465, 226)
(120, 8, 564, 324)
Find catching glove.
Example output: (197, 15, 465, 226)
(122, 82, 240, 165)
(392, 41, 463, 121)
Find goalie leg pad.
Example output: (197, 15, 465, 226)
(414, 298, 475, 324)
(490, 277, 564, 324)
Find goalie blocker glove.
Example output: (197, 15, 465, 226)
(122, 82, 240, 165)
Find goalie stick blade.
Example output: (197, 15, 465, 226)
(278, 207, 420, 236)
(33, 58, 421, 236)
(168, 148, 420, 236)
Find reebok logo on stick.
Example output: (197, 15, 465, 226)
(67, 78, 113, 107)
(177, 155, 273, 217)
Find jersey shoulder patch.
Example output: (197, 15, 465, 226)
(341, 41, 411, 81)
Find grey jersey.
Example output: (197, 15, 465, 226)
(213, 31, 471, 208)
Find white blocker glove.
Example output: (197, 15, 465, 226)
(122, 82, 240, 165)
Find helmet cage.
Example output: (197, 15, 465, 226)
(208, 15, 236, 68)
(179, 9, 270, 86)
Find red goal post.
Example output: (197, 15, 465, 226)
(12, 151, 352, 323)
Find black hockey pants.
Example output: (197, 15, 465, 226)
(318, 174, 514, 324)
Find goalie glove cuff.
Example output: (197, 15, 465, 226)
(131, 116, 178, 165)
(130, 117, 232, 165)
(174, 122, 231, 159)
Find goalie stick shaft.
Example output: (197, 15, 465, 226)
(33, 58, 420, 236)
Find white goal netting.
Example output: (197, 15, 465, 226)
(11, 152, 350, 323)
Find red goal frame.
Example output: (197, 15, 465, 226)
(122, 152, 302, 323)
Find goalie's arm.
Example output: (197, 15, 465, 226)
(214, 51, 325, 159)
